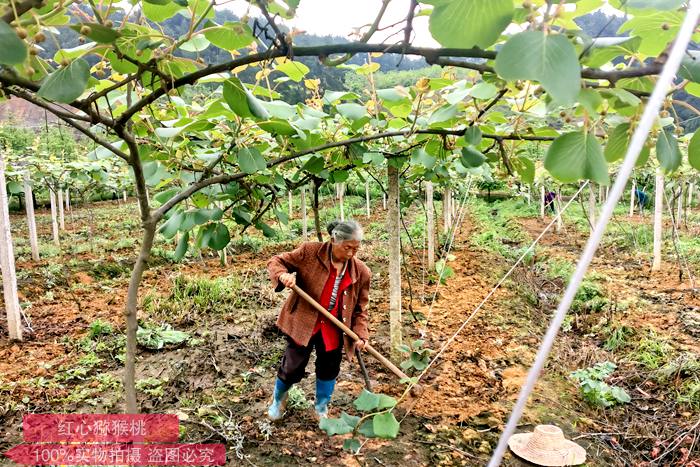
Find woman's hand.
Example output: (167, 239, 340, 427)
(354, 339, 367, 352)
(279, 272, 296, 288)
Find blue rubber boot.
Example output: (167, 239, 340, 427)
(267, 378, 291, 421)
(315, 378, 336, 419)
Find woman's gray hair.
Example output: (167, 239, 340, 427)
(327, 219, 363, 242)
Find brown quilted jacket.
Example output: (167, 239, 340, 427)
(267, 241, 371, 360)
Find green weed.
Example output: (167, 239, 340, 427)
(88, 319, 113, 340)
(287, 386, 312, 411)
(135, 377, 165, 398)
(603, 326, 634, 351)
(677, 379, 700, 409)
(570, 362, 631, 408)
(90, 260, 131, 280)
(399, 339, 433, 373)
(571, 281, 608, 313)
(631, 332, 672, 370)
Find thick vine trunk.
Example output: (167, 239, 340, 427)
(387, 165, 402, 357)
(653, 170, 664, 271)
(23, 173, 39, 261)
(49, 188, 60, 246)
(124, 224, 156, 413)
(288, 190, 293, 217)
(301, 186, 307, 240)
(313, 180, 322, 242)
(0, 154, 22, 341)
(426, 181, 435, 270)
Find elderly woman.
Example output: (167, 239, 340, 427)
(266, 219, 371, 421)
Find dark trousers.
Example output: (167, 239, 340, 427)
(277, 332, 343, 385)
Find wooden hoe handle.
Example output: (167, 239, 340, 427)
(291, 285, 410, 382)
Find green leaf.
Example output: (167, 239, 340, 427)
(222, 79, 248, 115)
(340, 412, 361, 429)
(238, 147, 267, 174)
(578, 88, 603, 115)
(354, 389, 380, 412)
(604, 123, 631, 163)
(257, 119, 297, 136)
(174, 231, 189, 261)
(319, 417, 353, 436)
(377, 394, 398, 410)
(231, 208, 252, 225)
(159, 211, 184, 239)
(463, 126, 482, 146)
(512, 156, 535, 184)
(495, 31, 580, 105)
(203, 22, 254, 50)
(469, 82, 498, 100)
(411, 148, 436, 170)
(428, 104, 458, 125)
(429, 0, 513, 49)
(192, 208, 223, 225)
(208, 223, 230, 250)
(37, 59, 90, 103)
(70, 23, 120, 43)
(7, 181, 22, 194)
(323, 90, 360, 104)
(655, 129, 682, 173)
(246, 92, 270, 119)
(625, 0, 683, 10)
(357, 420, 375, 437)
(605, 123, 650, 166)
(679, 50, 700, 83)
(143, 1, 184, 21)
(179, 34, 210, 52)
(372, 412, 400, 439)
(583, 36, 641, 68)
(256, 222, 277, 238)
(376, 88, 405, 102)
(275, 60, 310, 82)
(0, 21, 27, 65)
(688, 131, 700, 171)
(336, 103, 368, 121)
(302, 155, 325, 174)
(342, 438, 362, 453)
(460, 146, 486, 168)
(618, 11, 683, 56)
(544, 131, 609, 184)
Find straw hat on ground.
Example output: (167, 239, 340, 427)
(508, 425, 586, 466)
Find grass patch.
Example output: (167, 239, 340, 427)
(143, 274, 250, 324)
(631, 331, 673, 370)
